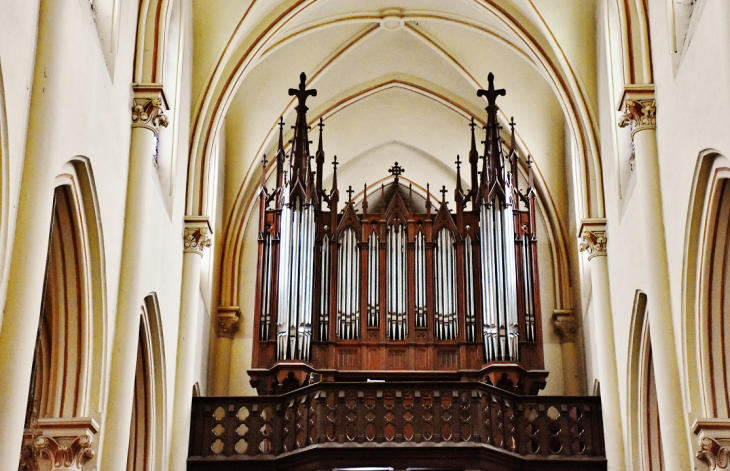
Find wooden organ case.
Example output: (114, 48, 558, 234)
(249, 72, 548, 396)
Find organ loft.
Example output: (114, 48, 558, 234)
(187, 73, 606, 470)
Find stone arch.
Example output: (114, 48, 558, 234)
(626, 290, 664, 470)
(127, 294, 167, 471)
(24, 158, 108, 426)
(0, 62, 10, 320)
(134, 0, 177, 83)
(186, 2, 603, 223)
(681, 150, 730, 423)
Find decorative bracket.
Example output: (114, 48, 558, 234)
(184, 216, 213, 257)
(132, 84, 169, 133)
(578, 218, 607, 260)
(217, 306, 241, 338)
(552, 310, 578, 343)
(617, 85, 656, 136)
(693, 419, 730, 469)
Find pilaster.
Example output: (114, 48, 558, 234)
(579, 218, 625, 470)
(99, 84, 169, 471)
(618, 87, 690, 469)
(169, 215, 212, 471)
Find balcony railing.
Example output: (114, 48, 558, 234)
(188, 381, 605, 470)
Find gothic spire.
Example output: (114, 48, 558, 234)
(477, 73, 508, 205)
(275, 116, 285, 191)
(287, 72, 317, 203)
(315, 117, 325, 208)
(469, 117, 479, 203)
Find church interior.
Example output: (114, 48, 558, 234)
(1, 0, 728, 470)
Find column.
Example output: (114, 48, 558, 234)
(619, 87, 689, 469)
(212, 306, 240, 395)
(579, 220, 625, 471)
(552, 310, 581, 396)
(98, 85, 168, 471)
(168, 217, 212, 471)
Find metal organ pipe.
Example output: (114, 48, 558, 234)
(259, 234, 273, 340)
(337, 227, 360, 340)
(368, 232, 379, 327)
(415, 232, 426, 327)
(387, 224, 407, 340)
(320, 234, 330, 341)
(464, 234, 475, 342)
(434, 228, 456, 340)
(522, 230, 536, 342)
(480, 203, 519, 362)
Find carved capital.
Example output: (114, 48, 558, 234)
(35, 433, 94, 470)
(553, 310, 578, 343)
(617, 85, 656, 135)
(694, 419, 730, 470)
(217, 306, 241, 338)
(24, 418, 98, 471)
(132, 84, 169, 133)
(184, 216, 212, 256)
(578, 219, 607, 260)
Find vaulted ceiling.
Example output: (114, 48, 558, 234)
(191, 0, 600, 251)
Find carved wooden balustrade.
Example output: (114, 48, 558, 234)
(188, 381, 606, 470)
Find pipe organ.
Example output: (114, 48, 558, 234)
(251, 72, 547, 395)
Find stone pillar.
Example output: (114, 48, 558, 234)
(213, 306, 240, 395)
(21, 418, 99, 471)
(98, 85, 168, 471)
(0, 74, 58, 469)
(168, 217, 212, 471)
(552, 310, 581, 396)
(579, 220, 625, 471)
(619, 86, 689, 469)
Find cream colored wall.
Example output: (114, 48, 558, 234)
(592, 0, 730, 466)
(0, 0, 202, 468)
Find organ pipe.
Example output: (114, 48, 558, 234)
(367, 232, 379, 326)
(387, 224, 407, 339)
(319, 234, 331, 341)
(464, 234, 476, 342)
(337, 227, 360, 339)
(415, 231, 427, 327)
(434, 228, 457, 340)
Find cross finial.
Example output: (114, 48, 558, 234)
(440, 185, 448, 201)
(455, 155, 462, 169)
(388, 161, 405, 183)
(332, 155, 339, 171)
(469, 116, 477, 131)
(476, 72, 506, 106)
(509, 117, 516, 131)
(278, 116, 285, 131)
(346, 185, 354, 202)
(318, 117, 324, 130)
(288, 72, 317, 108)
(262, 154, 268, 167)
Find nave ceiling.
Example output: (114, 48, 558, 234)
(190, 0, 602, 312)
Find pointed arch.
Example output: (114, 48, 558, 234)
(682, 150, 730, 420)
(0, 62, 10, 324)
(134, 0, 176, 83)
(24, 158, 108, 430)
(127, 294, 167, 471)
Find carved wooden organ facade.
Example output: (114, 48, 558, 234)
(250, 72, 546, 395)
